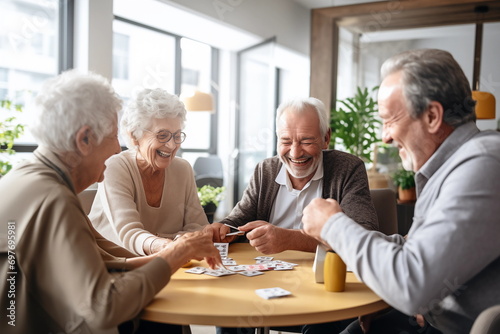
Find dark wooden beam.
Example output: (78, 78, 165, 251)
(310, 11, 338, 112)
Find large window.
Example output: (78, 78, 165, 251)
(111, 18, 218, 165)
(0, 0, 71, 152)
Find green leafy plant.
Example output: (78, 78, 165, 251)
(1, 100, 25, 176)
(197, 185, 225, 207)
(392, 169, 416, 190)
(330, 87, 381, 163)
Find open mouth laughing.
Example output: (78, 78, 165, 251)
(157, 150, 172, 158)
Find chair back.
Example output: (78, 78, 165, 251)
(193, 155, 223, 188)
(470, 305, 500, 334)
(370, 188, 398, 235)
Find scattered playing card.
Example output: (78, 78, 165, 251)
(239, 270, 264, 277)
(254, 256, 274, 261)
(255, 287, 292, 299)
(226, 265, 247, 272)
(273, 260, 298, 267)
(222, 259, 237, 266)
(274, 264, 294, 271)
(244, 264, 271, 271)
(185, 267, 207, 274)
(204, 269, 235, 277)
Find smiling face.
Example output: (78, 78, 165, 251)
(277, 107, 329, 187)
(136, 117, 182, 172)
(378, 71, 431, 172)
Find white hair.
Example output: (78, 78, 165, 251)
(275, 97, 330, 137)
(120, 88, 187, 149)
(30, 69, 122, 153)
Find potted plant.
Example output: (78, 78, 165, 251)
(330, 87, 387, 188)
(197, 185, 225, 223)
(330, 86, 381, 163)
(392, 168, 416, 203)
(0, 99, 25, 176)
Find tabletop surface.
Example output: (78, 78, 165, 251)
(141, 243, 388, 327)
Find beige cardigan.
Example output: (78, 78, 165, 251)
(0, 147, 171, 334)
(90, 150, 208, 255)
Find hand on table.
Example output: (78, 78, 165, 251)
(302, 198, 342, 241)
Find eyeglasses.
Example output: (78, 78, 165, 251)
(145, 129, 186, 144)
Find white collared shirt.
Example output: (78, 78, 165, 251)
(269, 155, 324, 230)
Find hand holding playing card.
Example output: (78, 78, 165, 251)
(159, 230, 222, 271)
(239, 220, 287, 254)
(302, 198, 342, 241)
(208, 222, 239, 243)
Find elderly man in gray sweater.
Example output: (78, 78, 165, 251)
(303, 49, 500, 334)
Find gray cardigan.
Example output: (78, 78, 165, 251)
(221, 149, 378, 231)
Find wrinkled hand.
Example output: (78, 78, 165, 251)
(302, 198, 342, 241)
(205, 222, 238, 243)
(239, 220, 286, 254)
(160, 230, 222, 271)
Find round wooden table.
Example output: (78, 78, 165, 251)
(141, 243, 388, 328)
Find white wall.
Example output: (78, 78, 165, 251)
(355, 23, 500, 131)
(161, 0, 311, 55)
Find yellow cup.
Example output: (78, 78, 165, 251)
(323, 251, 347, 292)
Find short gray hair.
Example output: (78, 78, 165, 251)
(31, 70, 122, 153)
(381, 49, 475, 127)
(121, 88, 187, 148)
(276, 97, 330, 138)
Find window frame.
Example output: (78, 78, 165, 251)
(10, 0, 74, 154)
(113, 16, 219, 156)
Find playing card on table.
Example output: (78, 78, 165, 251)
(255, 287, 292, 299)
(274, 260, 298, 267)
(226, 265, 247, 272)
(254, 256, 274, 261)
(274, 264, 294, 271)
(185, 267, 207, 274)
(244, 264, 271, 271)
(222, 259, 237, 266)
(204, 268, 235, 277)
(239, 270, 264, 277)
(214, 242, 229, 258)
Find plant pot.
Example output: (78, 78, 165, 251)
(203, 203, 217, 224)
(398, 187, 416, 203)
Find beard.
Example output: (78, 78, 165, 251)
(279, 151, 322, 179)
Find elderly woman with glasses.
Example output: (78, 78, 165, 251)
(90, 88, 212, 255)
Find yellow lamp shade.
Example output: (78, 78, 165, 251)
(472, 90, 496, 119)
(180, 90, 214, 112)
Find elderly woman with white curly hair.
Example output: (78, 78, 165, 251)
(0, 70, 222, 334)
(89, 88, 216, 255)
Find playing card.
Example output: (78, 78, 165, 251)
(274, 264, 294, 271)
(226, 230, 245, 236)
(222, 259, 237, 266)
(244, 264, 270, 271)
(226, 265, 247, 272)
(255, 287, 292, 299)
(214, 243, 229, 257)
(239, 270, 264, 277)
(254, 256, 274, 261)
(204, 268, 235, 277)
(185, 267, 207, 274)
(273, 260, 298, 267)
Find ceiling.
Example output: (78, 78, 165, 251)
(293, 0, 382, 9)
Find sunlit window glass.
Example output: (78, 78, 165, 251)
(0, 0, 60, 146)
(180, 37, 212, 151)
